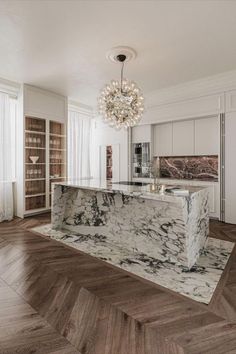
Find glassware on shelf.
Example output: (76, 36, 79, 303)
(29, 156, 39, 164)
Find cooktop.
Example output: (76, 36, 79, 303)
(113, 181, 150, 186)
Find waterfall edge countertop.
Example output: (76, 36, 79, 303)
(51, 179, 207, 203)
(51, 179, 210, 269)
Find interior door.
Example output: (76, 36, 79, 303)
(99, 145, 106, 181)
(112, 144, 120, 182)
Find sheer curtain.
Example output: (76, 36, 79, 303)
(68, 110, 91, 180)
(0, 92, 16, 222)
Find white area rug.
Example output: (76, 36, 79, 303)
(32, 224, 234, 304)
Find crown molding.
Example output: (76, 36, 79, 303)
(68, 100, 94, 117)
(0, 77, 20, 98)
(146, 70, 236, 108)
(24, 84, 67, 101)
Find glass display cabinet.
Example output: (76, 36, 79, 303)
(132, 142, 151, 178)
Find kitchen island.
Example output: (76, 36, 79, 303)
(51, 179, 209, 269)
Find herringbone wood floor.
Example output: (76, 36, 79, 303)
(0, 215, 236, 353)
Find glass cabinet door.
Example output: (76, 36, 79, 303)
(132, 142, 151, 178)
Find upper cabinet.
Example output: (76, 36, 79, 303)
(153, 123, 172, 156)
(153, 116, 219, 157)
(172, 120, 194, 156)
(194, 116, 219, 155)
(132, 124, 152, 143)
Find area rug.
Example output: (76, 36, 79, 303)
(32, 224, 234, 304)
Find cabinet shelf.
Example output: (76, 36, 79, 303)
(25, 178, 46, 181)
(25, 147, 46, 150)
(50, 133, 66, 138)
(25, 163, 46, 165)
(24, 207, 49, 215)
(49, 148, 66, 151)
(25, 193, 46, 198)
(50, 177, 65, 180)
(25, 130, 46, 135)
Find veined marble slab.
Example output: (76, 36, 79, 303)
(159, 155, 218, 181)
(52, 180, 209, 269)
(32, 224, 234, 304)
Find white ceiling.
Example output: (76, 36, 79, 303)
(1, 0, 236, 107)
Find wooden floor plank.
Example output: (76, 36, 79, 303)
(0, 276, 80, 354)
(0, 214, 236, 353)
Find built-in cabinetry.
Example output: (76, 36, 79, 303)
(126, 82, 236, 224)
(132, 124, 152, 143)
(49, 121, 66, 207)
(131, 117, 220, 219)
(25, 117, 46, 211)
(153, 116, 219, 157)
(131, 125, 152, 178)
(25, 118, 66, 211)
(16, 85, 67, 218)
(172, 120, 194, 156)
(132, 143, 151, 178)
(153, 123, 172, 156)
(194, 117, 219, 155)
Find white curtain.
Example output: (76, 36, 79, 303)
(0, 92, 16, 222)
(68, 110, 91, 180)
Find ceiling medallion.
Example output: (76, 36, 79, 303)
(98, 46, 144, 130)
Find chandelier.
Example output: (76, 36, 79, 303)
(98, 48, 144, 130)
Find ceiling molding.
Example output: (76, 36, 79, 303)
(145, 70, 236, 108)
(68, 99, 94, 117)
(0, 77, 20, 98)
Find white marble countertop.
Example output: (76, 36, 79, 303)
(132, 177, 219, 184)
(53, 179, 207, 203)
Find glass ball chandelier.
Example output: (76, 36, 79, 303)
(98, 49, 144, 130)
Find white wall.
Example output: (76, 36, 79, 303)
(140, 93, 223, 125)
(24, 85, 67, 122)
(225, 90, 236, 224)
(141, 70, 236, 125)
(90, 119, 129, 181)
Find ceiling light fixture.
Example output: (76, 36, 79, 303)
(98, 46, 144, 130)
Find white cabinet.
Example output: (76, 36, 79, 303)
(172, 120, 194, 156)
(132, 124, 151, 143)
(194, 116, 219, 155)
(225, 112, 236, 224)
(153, 116, 219, 157)
(15, 85, 67, 218)
(153, 123, 172, 156)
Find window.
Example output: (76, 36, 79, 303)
(0, 92, 16, 221)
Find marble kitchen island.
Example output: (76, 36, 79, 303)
(51, 179, 209, 269)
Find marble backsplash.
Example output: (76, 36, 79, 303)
(159, 155, 218, 181)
